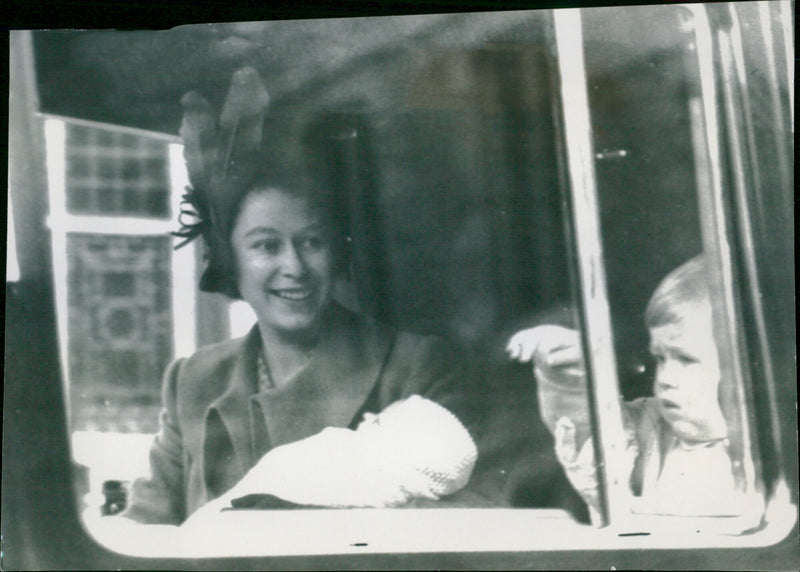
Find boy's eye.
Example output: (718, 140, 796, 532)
(675, 352, 700, 365)
(650, 352, 674, 369)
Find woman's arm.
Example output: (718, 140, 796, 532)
(120, 358, 188, 525)
(181, 394, 478, 527)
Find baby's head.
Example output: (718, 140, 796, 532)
(644, 255, 727, 443)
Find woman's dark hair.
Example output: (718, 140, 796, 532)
(177, 156, 350, 300)
(173, 69, 353, 299)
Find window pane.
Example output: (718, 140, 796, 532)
(66, 233, 173, 433)
(582, 4, 765, 525)
(64, 123, 171, 218)
(302, 40, 591, 518)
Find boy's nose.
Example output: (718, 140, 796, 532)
(655, 361, 680, 390)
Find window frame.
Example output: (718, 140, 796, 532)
(5, 3, 797, 565)
(43, 117, 198, 425)
(553, 1, 795, 532)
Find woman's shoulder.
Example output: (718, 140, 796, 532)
(331, 302, 456, 366)
(174, 327, 259, 381)
(392, 328, 455, 360)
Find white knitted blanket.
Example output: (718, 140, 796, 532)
(187, 395, 477, 519)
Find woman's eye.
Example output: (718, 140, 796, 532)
(253, 239, 282, 254)
(299, 235, 326, 251)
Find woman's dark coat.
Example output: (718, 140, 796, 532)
(123, 303, 482, 524)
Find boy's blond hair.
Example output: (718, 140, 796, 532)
(644, 255, 710, 329)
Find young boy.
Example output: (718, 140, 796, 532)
(507, 256, 744, 522)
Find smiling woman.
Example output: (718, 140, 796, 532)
(115, 69, 487, 525)
(231, 187, 339, 356)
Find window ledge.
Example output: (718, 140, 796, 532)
(82, 498, 798, 559)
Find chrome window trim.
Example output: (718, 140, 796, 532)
(552, 8, 629, 528)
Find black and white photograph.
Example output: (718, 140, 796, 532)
(4, 1, 797, 569)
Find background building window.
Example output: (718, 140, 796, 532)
(47, 120, 196, 435)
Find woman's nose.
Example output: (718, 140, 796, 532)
(279, 243, 308, 276)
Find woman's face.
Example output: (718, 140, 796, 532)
(231, 187, 336, 342)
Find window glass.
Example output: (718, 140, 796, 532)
(582, 5, 706, 400)
(48, 14, 595, 542)
(66, 233, 172, 433)
(64, 124, 170, 217)
(45, 121, 202, 520)
(577, 4, 772, 529)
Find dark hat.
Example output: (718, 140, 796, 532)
(172, 67, 270, 297)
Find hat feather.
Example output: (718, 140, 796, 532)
(173, 67, 270, 257)
(213, 66, 271, 188)
(179, 91, 216, 192)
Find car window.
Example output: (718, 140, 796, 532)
(14, 2, 795, 559)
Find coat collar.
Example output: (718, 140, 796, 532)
(251, 303, 392, 448)
(203, 303, 393, 486)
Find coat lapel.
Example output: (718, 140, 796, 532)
(252, 303, 393, 449)
(201, 328, 261, 496)
(199, 304, 394, 497)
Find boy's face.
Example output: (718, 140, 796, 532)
(649, 305, 727, 443)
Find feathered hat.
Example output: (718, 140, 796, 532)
(172, 67, 271, 296)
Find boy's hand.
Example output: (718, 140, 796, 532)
(506, 325, 586, 381)
(508, 325, 591, 443)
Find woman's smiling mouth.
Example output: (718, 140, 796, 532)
(270, 287, 314, 302)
